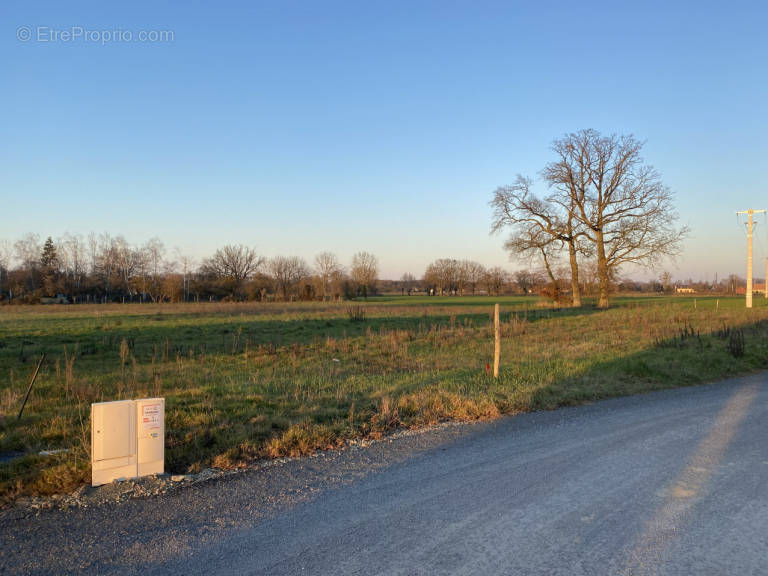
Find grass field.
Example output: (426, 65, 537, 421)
(2, 294, 768, 505)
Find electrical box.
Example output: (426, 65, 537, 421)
(91, 398, 164, 486)
(136, 398, 165, 477)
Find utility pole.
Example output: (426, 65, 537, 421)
(736, 209, 766, 308)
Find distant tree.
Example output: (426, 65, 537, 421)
(350, 251, 378, 299)
(92, 233, 120, 301)
(141, 237, 166, 302)
(424, 258, 460, 295)
(14, 233, 41, 294)
(201, 244, 264, 300)
(40, 237, 59, 270)
(0, 240, 10, 298)
(513, 270, 536, 295)
(461, 260, 485, 295)
(40, 236, 63, 297)
(423, 262, 439, 295)
(726, 274, 744, 295)
(174, 248, 196, 303)
(484, 266, 509, 296)
(59, 233, 87, 299)
(659, 271, 673, 293)
(314, 252, 344, 302)
(160, 273, 184, 302)
(399, 272, 417, 295)
(269, 256, 311, 301)
(113, 236, 142, 299)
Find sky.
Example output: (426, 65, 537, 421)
(2, 0, 768, 281)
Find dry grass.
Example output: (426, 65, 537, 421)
(2, 295, 768, 505)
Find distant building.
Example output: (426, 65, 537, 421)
(675, 285, 695, 294)
(736, 282, 766, 295)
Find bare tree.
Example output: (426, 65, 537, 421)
(201, 244, 264, 299)
(90, 232, 120, 301)
(14, 233, 41, 292)
(504, 224, 562, 303)
(173, 248, 196, 302)
(314, 251, 343, 302)
(141, 237, 166, 302)
(461, 260, 486, 295)
(269, 256, 311, 301)
(424, 258, 460, 295)
(659, 270, 673, 293)
(543, 129, 688, 307)
(350, 251, 378, 299)
(513, 269, 539, 295)
(399, 272, 417, 294)
(0, 240, 11, 297)
(59, 233, 87, 297)
(113, 235, 141, 299)
(491, 175, 585, 306)
(483, 266, 509, 296)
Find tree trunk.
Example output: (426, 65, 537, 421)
(567, 240, 581, 307)
(541, 251, 560, 305)
(596, 229, 610, 308)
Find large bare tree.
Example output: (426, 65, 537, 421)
(491, 175, 585, 306)
(543, 130, 688, 307)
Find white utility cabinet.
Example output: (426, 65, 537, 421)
(91, 398, 164, 486)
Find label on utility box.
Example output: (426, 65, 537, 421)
(141, 403, 162, 430)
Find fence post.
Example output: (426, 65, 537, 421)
(493, 303, 500, 378)
(18, 354, 45, 420)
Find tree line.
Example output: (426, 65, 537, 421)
(0, 130, 695, 306)
(0, 233, 381, 304)
(0, 231, 736, 304)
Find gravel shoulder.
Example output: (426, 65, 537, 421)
(2, 374, 767, 575)
(0, 420, 480, 575)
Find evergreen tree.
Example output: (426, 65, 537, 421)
(40, 236, 58, 270)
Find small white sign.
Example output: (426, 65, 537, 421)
(142, 403, 162, 430)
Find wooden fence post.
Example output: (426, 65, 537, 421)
(493, 303, 500, 378)
(18, 354, 45, 420)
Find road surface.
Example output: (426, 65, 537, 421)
(2, 373, 767, 575)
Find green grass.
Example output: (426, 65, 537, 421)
(1, 294, 767, 505)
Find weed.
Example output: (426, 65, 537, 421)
(728, 330, 745, 357)
(346, 305, 366, 322)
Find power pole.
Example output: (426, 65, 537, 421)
(736, 209, 766, 308)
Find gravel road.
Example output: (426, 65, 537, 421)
(2, 373, 767, 575)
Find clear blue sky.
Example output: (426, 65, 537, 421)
(2, 0, 768, 281)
